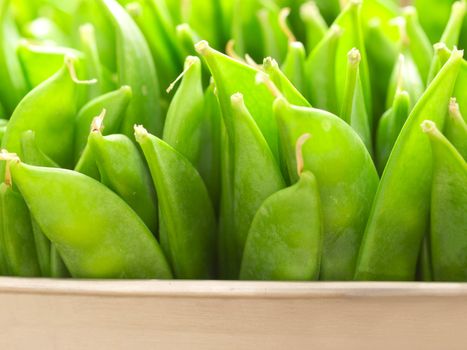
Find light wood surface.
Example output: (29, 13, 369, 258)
(1, 278, 467, 349)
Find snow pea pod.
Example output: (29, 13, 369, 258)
(300, 1, 327, 53)
(135, 126, 216, 279)
(2, 154, 172, 279)
(176, 23, 201, 57)
(240, 134, 323, 281)
(355, 49, 463, 281)
(427, 43, 452, 85)
(340, 48, 372, 154)
(274, 98, 378, 280)
(74, 86, 132, 162)
(0, 0, 28, 114)
(422, 120, 467, 281)
(281, 41, 307, 96)
(304, 24, 341, 114)
(98, 0, 162, 138)
(2, 55, 94, 169)
(0, 179, 40, 277)
(445, 98, 467, 160)
(20, 130, 69, 277)
(89, 117, 158, 234)
(439, 1, 466, 49)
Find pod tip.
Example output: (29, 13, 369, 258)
(91, 109, 106, 133)
(420, 120, 437, 134)
(126, 2, 142, 17)
(449, 97, 461, 118)
(176, 23, 190, 32)
(348, 48, 361, 65)
(433, 42, 447, 51)
(300, 1, 320, 21)
(134, 124, 149, 143)
(195, 40, 210, 55)
(230, 92, 244, 106)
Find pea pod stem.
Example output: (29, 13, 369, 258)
(166, 56, 198, 93)
(64, 55, 98, 85)
(278, 7, 296, 43)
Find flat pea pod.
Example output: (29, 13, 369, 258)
(0, 0, 28, 114)
(0, 180, 40, 277)
(4, 156, 172, 279)
(275, 98, 378, 280)
(196, 40, 280, 159)
(300, 1, 328, 53)
(354, 49, 463, 281)
(445, 98, 467, 160)
(98, 0, 162, 138)
(74, 86, 132, 162)
(20, 130, 69, 277)
(304, 24, 341, 115)
(421, 120, 467, 281)
(135, 126, 216, 279)
(218, 93, 285, 279)
(340, 48, 372, 155)
(163, 56, 204, 171)
(88, 117, 158, 234)
(240, 135, 323, 281)
(376, 89, 411, 174)
(2, 56, 92, 170)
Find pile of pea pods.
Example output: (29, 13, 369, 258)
(0, 0, 465, 282)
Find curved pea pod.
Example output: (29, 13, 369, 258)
(334, 1, 372, 120)
(0, 181, 40, 277)
(262, 58, 310, 107)
(196, 40, 280, 159)
(74, 86, 132, 162)
(135, 126, 216, 279)
(176, 23, 201, 57)
(164, 57, 204, 169)
(79, 23, 116, 100)
(274, 98, 378, 280)
(124, 1, 183, 93)
(340, 48, 372, 154)
(89, 120, 158, 234)
(300, 2, 327, 53)
(240, 133, 323, 281)
(0, 0, 28, 114)
(304, 24, 341, 114)
(98, 0, 162, 138)
(445, 98, 467, 160)
(354, 49, 463, 281)
(387, 51, 424, 111)
(376, 90, 411, 174)
(2, 56, 93, 169)
(421, 120, 467, 281)
(281, 41, 307, 95)
(20, 130, 69, 278)
(5, 157, 172, 279)
(257, 4, 288, 62)
(402, 7, 433, 83)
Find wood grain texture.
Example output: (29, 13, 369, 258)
(1, 278, 467, 349)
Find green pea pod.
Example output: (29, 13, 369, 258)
(0, 180, 40, 277)
(403, 7, 433, 83)
(23, 17, 69, 45)
(196, 40, 280, 159)
(124, 1, 182, 93)
(334, 1, 372, 120)
(79, 23, 116, 100)
(257, 4, 288, 63)
(135, 126, 216, 279)
(445, 98, 467, 160)
(300, 1, 328, 53)
(17, 41, 84, 89)
(98, 0, 162, 138)
(355, 49, 463, 281)
(365, 18, 398, 121)
(427, 43, 452, 85)
(240, 134, 323, 281)
(74, 86, 132, 162)
(376, 89, 411, 174)
(280, 41, 307, 95)
(74, 142, 100, 180)
(304, 24, 341, 114)
(386, 48, 424, 110)
(262, 57, 310, 107)
(340, 48, 372, 154)
(2, 56, 93, 169)
(89, 119, 158, 234)
(0, 0, 28, 114)
(4, 156, 172, 279)
(176, 23, 201, 57)
(20, 130, 69, 278)
(439, 1, 467, 49)
(275, 98, 378, 280)
(163, 56, 204, 169)
(421, 120, 467, 281)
